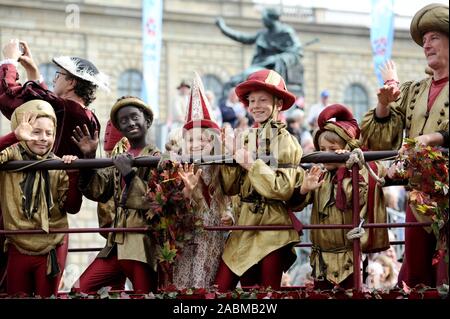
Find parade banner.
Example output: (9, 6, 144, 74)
(142, 0, 162, 119)
(370, 0, 395, 86)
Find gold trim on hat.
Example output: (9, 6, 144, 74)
(264, 70, 282, 86)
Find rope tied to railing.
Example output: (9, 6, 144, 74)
(346, 218, 366, 240)
(345, 148, 386, 186)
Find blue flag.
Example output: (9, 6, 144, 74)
(142, 0, 162, 119)
(370, 0, 395, 86)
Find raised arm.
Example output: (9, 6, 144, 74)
(0, 39, 58, 118)
(215, 17, 258, 44)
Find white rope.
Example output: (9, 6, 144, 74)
(345, 148, 385, 186)
(346, 218, 366, 240)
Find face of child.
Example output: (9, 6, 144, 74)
(184, 128, 214, 156)
(318, 136, 345, 171)
(247, 90, 281, 124)
(25, 117, 55, 156)
(117, 106, 149, 142)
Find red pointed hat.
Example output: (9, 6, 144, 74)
(313, 104, 361, 150)
(103, 120, 123, 152)
(235, 69, 296, 111)
(183, 72, 220, 132)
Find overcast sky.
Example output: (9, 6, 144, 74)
(255, 0, 448, 16)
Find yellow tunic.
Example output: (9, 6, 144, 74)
(361, 78, 449, 150)
(220, 120, 302, 276)
(290, 164, 388, 284)
(0, 145, 70, 255)
(79, 139, 160, 271)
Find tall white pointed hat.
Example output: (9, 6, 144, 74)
(183, 72, 220, 132)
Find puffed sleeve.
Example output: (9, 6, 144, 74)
(287, 167, 313, 212)
(220, 166, 243, 196)
(360, 81, 413, 150)
(0, 145, 17, 164)
(247, 131, 302, 201)
(78, 167, 115, 203)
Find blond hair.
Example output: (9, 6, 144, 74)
(317, 130, 346, 149)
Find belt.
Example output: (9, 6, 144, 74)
(240, 195, 284, 214)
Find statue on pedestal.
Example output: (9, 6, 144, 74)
(216, 7, 304, 98)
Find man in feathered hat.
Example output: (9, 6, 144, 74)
(0, 40, 108, 293)
(361, 3, 448, 287)
(0, 39, 108, 158)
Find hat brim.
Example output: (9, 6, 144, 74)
(52, 57, 87, 82)
(52, 56, 110, 92)
(183, 120, 220, 132)
(110, 97, 154, 130)
(410, 4, 449, 46)
(313, 123, 359, 150)
(235, 81, 296, 111)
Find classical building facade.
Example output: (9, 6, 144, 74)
(0, 0, 429, 289)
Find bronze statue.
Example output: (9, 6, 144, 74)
(216, 8, 304, 97)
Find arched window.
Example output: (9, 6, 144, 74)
(201, 74, 223, 103)
(343, 83, 369, 122)
(117, 69, 142, 97)
(38, 63, 58, 90)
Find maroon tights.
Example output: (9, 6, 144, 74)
(215, 246, 290, 292)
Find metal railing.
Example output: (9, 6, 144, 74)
(0, 150, 447, 294)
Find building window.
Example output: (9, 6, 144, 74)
(117, 69, 142, 97)
(201, 74, 223, 103)
(39, 63, 58, 90)
(343, 83, 369, 122)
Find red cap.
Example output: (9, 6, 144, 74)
(313, 104, 360, 150)
(235, 69, 296, 111)
(104, 120, 124, 152)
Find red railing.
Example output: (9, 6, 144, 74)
(0, 150, 446, 294)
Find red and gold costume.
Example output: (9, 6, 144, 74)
(0, 100, 82, 297)
(215, 69, 302, 291)
(361, 4, 449, 287)
(291, 104, 389, 288)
